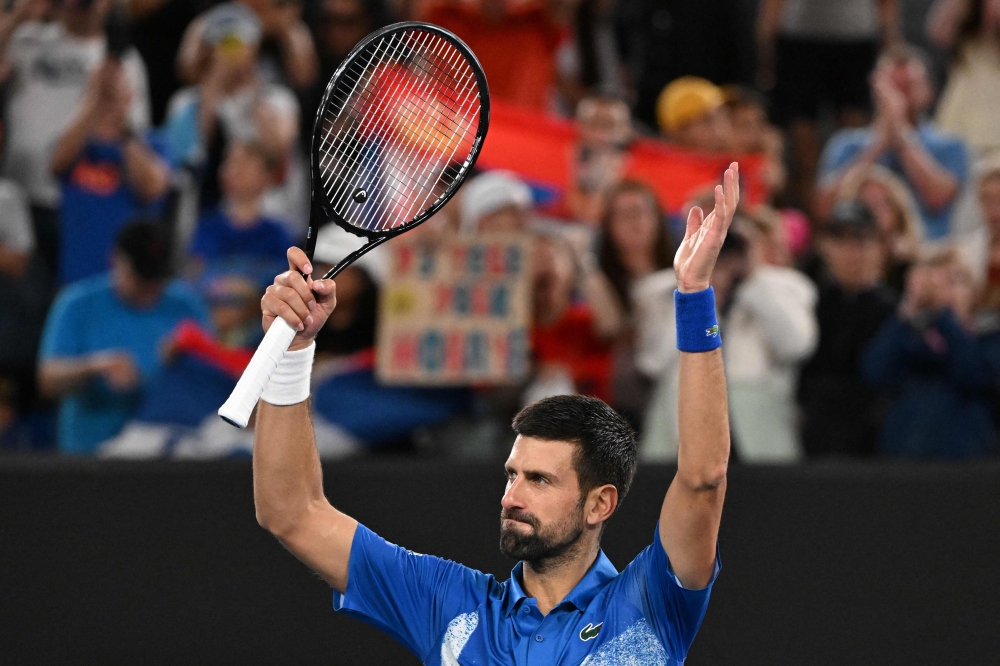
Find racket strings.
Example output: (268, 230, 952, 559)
(316, 28, 483, 233)
(322, 32, 478, 227)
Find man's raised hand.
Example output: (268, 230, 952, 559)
(261, 247, 337, 351)
(674, 163, 740, 293)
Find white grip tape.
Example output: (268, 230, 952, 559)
(218, 318, 297, 428)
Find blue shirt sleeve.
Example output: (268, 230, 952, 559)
(619, 523, 720, 662)
(38, 285, 87, 360)
(926, 134, 969, 189)
(333, 523, 493, 662)
(817, 130, 867, 184)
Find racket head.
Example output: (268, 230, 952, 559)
(307, 21, 490, 252)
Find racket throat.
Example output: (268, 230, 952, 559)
(322, 235, 390, 280)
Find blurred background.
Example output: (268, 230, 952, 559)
(1, 0, 999, 663)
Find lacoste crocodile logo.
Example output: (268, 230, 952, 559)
(706, 325, 719, 337)
(580, 622, 603, 641)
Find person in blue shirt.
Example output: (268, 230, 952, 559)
(187, 140, 292, 282)
(52, 58, 172, 285)
(815, 45, 969, 241)
(248, 165, 741, 665)
(38, 221, 210, 454)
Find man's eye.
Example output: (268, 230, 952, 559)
(533, 476, 547, 485)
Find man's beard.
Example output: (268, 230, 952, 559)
(499, 504, 585, 569)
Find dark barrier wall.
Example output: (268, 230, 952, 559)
(2, 458, 999, 665)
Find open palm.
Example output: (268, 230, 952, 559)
(674, 163, 740, 293)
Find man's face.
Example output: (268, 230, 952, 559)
(819, 232, 885, 292)
(674, 107, 731, 152)
(500, 436, 586, 565)
(477, 205, 527, 234)
(881, 59, 934, 119)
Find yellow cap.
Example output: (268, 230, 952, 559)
(656, 76, 725, 133)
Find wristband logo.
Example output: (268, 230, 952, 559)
(706, 325, 719, 337)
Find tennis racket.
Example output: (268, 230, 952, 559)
(218, 21, 490, 427)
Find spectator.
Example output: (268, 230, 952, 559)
(164, 3, 303, 230)
(552, 0, 626, 114)
(125, 0, 203, 124)
(714, 222, 818, 462)
(816, 45, 970, 242)
(655, 76, 731, 152)
(417, 0, 564, 112)
(0, 0, 151, 280)
(597, 179, 674, 425)
(757, 0, 901, 209)
(177, 0, 318, 93)
(614, 0, 749, 131)
(929, 0, 1000, 156)
(37, 221, 209, 454)
(97, 269, 265, 460)
(839, 165, 923, 292)
(567, 96, 631, 227)
(862, 248, 1000, 458)
(526, 232, 618, 405)
(52, 59, 171, 285)
(459, 170, 534, 235)
(187, 140, 292, 281)
(977, 155, 1000, 311)
(798, 201, 898, 457)
(723, 85, 787, 198)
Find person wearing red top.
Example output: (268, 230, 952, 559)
(418, 0, 564, 111)
(529, 233, 616, 403)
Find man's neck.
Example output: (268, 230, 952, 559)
(226, 197, 263, 227)
(520, 539, 600, 616)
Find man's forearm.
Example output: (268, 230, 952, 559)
(253, 400, 329, 536)
(676, 349, 730, 489)
(123, 139, 170, 203)
(38, 357, 100, 398)
(897, 133, 959, 211)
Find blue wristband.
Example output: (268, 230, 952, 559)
(675, 287, 721, 353)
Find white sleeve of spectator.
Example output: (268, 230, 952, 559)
(122, 47, 152, 132)
(735, 267, 818, 364)
(632, 269, 680, 377)
(0, 180, 34, 253)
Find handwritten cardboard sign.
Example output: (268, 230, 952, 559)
(376, 234, 532, 385)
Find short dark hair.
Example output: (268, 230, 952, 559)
(116, 220, 172, 282)
(512, 395, 638, 513)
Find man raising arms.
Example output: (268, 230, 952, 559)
(252, 164, 739, 665)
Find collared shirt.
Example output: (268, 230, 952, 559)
(818, 123, 969, 241)
(333, 522, 720, 665)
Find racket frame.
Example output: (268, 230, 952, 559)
(303, 21, 491, 279)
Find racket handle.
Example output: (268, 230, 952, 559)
(218, 318, 298, 428)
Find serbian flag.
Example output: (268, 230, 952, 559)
(476, 100, 768, 217)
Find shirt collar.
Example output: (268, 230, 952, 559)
(502, 550, 619, 617)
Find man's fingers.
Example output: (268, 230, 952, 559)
(311, 279, 337, 306)
(272, 285, 313, 326)
(685, 206, 705, 239)
(262, 289, 305, 331)
(286, 246, 313, 276)
(277, 267, 315, 311)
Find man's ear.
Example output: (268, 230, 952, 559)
(586, 484, 619, 527)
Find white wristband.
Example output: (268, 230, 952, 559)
(260, 342, 315, 406)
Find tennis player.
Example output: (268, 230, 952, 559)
(253, 163, 740, 665)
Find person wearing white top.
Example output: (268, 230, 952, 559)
(637, 225, 817, 463)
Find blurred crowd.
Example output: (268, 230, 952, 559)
(1, 0, 1000, 463)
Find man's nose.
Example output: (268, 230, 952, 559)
(501, 479, 523, 511)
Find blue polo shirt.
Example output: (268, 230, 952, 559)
(333, 522, 719, 665)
